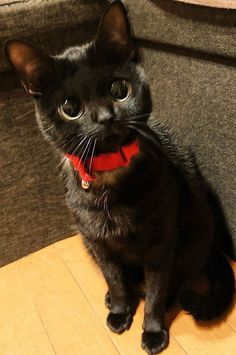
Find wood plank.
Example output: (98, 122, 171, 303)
(0, 262, 55, 355)
(55, 235, 187, 355)
(1, 235, 234, 355)
(19, 244, 119, 355)
(171, 311, 236, 355)
(167, 261, 236, 355)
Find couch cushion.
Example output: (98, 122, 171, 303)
(124, 0, 236, 59)
(0, 0, 107, 265)
(0, 90, 77, 266)
(0, 0, 107, 73)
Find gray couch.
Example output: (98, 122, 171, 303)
(0, 0, 235, 266)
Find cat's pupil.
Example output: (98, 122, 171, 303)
(58, 98, 83, 121)
(62, 99, 80, 117)
(110, 79, 131, 101)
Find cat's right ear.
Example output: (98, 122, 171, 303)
(5, 40, 54, 98)
(95, 1, 137, 63)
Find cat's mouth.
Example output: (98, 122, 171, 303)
(94, 130, 136, 155)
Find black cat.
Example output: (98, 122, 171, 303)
(5, 1, 235, 354)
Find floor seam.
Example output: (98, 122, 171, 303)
(17, 261, 57, 355)
(170, 329, 189, 355)
(55, 244, 121, 355)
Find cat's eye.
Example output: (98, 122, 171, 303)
(110, 79, 131, 102)
(58, 98, 83, 121)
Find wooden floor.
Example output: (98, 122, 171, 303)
(0, 236, 235, 355)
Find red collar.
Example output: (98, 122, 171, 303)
(66, 139, 140, 183)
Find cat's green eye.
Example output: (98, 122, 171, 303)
(110, 79, 131, 102)
(58, 98, 83, 121)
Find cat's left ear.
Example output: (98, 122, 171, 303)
(95, 1, 137, 63)
(5, 40, 55, 97)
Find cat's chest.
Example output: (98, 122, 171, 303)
(68, 186, 135, 240)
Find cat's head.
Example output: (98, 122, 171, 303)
(5, 0, 152, 156)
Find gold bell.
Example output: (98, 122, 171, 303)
(81, 180, 91, 190)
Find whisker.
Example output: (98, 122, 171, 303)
(43, 125, 54, 133)
(60, 130, 92, 153)
(73, 136, 88, 156)
(70, 139, 83, 157)
(127, 124, 162, 160)
(78, 137, 91, 170)
(123, 112, 151, 123)
(101, 189, 108, 201)
(104, 190, 112, 221)
(69, 137, 90, 182)
(82, 138, 93, 170)
(127, 124, 161, 148)
(72, 140, 89, 165)
(57, 136, 78, 171)
(89, 138, 97, 176)
(58, 136, 77, 154)
(57, 157, 66, 170)
(126, 120, 148, 126)
(84, 130, 99, 140)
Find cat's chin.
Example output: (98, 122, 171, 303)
(95, 132, 136, 155)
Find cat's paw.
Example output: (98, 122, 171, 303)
(105, 291, 111, 310)
(105, 291, 140, 314)
(106, 311, 133, 334)
(141, 330, 169, 354)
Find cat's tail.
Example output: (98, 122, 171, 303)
(179, 250, 235, 321)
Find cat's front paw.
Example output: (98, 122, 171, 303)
(106, 311, 133, 334)
(141, 330, 169, 354)
(105, 291, 140, 314)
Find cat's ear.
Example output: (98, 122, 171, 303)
(95, 1, 137, 63)
(5, 40, 54, 97)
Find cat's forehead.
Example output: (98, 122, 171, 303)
(64, 62, 138, 87)
(57, 45, 144, 95)
(54, 44, 146, 102)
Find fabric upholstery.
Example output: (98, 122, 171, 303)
(0, 0, 107, 266)
(0, 90, 76, 267)
(0, 0, 107, 73)
(125, 0, 236, 58)
(175, 0, 236, 9)
(125, 0, 236, 257)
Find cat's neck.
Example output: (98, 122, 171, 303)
(65, 139, 141, 190)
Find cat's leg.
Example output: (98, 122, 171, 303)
(105, 291, 112, 310)
(142, 245, 174, 354)
(92, 242, 134, 334)
(166, 274, 181, 311)
(105, 265, 143, 312)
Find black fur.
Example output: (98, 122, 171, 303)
(5, 1, 235, 354)
(180, 249, 235, 321)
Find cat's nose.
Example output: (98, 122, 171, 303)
(96, 107, 114, 125)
